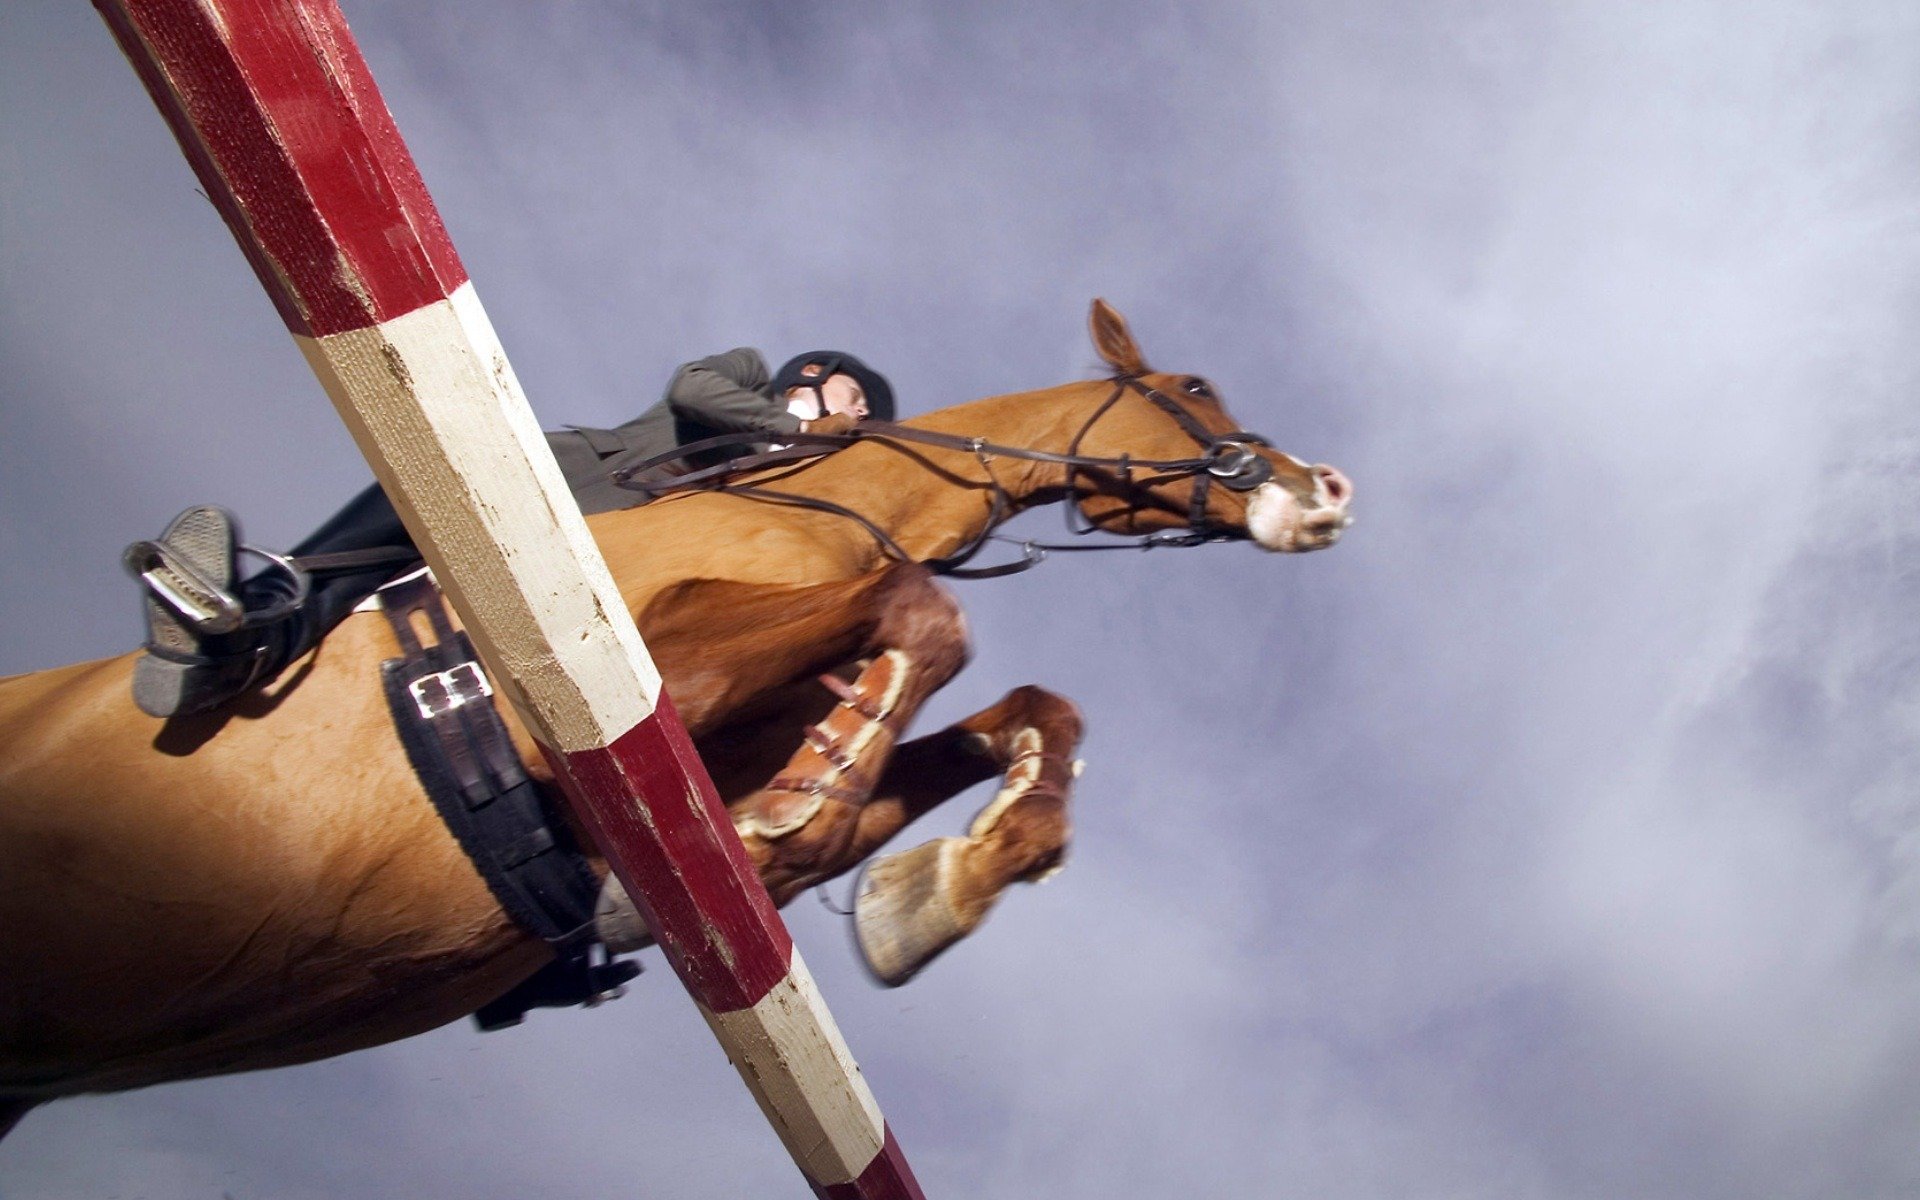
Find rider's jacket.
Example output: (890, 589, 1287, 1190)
(551, 348, 802, 515)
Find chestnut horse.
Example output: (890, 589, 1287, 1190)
(0, 301, 1352, 1136)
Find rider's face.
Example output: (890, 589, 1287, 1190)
(815, 373, 868, 419)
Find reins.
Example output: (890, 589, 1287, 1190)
(610, 375, 1279, 579)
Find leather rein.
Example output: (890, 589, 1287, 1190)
(611, 375, 1279, 580)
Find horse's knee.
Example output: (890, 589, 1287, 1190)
(738, 796, 867, 905)
(869, 565, 970, 678)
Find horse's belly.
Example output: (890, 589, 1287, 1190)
(0, 647, 532, 1096)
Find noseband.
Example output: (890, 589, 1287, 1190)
(613, 374, 1283, 578)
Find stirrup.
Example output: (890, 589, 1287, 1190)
(123, 540, 311, 634)
(123, 537, 245, 634)
(234, 546, 312, 628)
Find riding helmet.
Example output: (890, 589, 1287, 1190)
(772, 350, 896, 422)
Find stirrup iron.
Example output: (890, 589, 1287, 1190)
(123, 538, 244, 634)
(123, 540, 311, 635)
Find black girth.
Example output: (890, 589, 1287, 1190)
(377, 573, 637, 1030)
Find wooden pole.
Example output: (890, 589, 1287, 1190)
(93, 3, 925, 1195)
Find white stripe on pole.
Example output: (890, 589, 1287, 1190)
(295, 283, 659, 751)
(699, 948, 888, 1186)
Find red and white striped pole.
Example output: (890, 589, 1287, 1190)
(94, 3, 924, 1195)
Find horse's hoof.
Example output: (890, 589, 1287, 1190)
(854, 838, 973, 987)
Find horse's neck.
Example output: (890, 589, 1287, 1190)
(778, 383, 1097, 564)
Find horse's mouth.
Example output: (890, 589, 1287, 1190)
(1246, 478, 1354, 553)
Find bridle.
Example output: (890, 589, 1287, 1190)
(1059, 374, 1276, 540)
(612, 375, 1282, 579)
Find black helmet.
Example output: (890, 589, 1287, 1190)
(772, 350, 895, 422)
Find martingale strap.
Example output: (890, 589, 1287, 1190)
(377, 574, 636, 1030)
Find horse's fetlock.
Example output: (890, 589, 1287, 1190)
(997, 685, 1084, 746)
(969, 736, 1068, 838)
(993, 795, 1072, 883)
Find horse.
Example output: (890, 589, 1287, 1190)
(0, 300, 1353, 1138)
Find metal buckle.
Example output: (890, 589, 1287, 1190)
(409, 660, 493, 719)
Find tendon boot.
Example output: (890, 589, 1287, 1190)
(124, 505, 311, 718)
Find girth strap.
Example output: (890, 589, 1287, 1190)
(377, 575, 627, 1028)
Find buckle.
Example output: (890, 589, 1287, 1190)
(408, 660, 493, 719)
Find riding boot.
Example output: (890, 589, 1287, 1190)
(126, 490, 422, 719)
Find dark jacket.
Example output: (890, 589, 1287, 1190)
(548, 348, 802, 515)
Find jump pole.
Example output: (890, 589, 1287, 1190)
(93, 3, 924, 1196)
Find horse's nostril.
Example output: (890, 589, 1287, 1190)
(1315, 466, 1351, 506)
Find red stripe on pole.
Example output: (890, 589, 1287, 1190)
(546, 691, 793, 1014)
(97, 0, 464, 337)
(816, 1127, 927, 1200)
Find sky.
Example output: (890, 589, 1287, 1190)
(4, 1, 1920, 1197)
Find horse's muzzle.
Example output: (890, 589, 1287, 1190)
(1246, 472, 1354, 553)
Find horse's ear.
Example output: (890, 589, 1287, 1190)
(1089, 298, 1149, 376)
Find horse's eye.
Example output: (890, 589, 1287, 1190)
(1183, 377, 1216, 399)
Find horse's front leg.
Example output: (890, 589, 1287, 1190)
(689, 682, 1085, 985)
(634, 568, 1083, 984)
(636, 563, 972, 893)
(722, 571, 975, 900)
(846, 685, 1084, 985)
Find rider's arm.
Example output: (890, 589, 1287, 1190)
(664, 348, 805, 437)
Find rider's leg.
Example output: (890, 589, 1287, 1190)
(239, 481, 420, 668)
(127, 483, 418, 717)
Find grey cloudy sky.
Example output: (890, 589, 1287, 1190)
(5, 1, 1920, 1197)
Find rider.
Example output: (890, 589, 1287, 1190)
(125, 348, 894, 719)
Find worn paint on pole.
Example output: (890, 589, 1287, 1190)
(94, 2, 924, 1194)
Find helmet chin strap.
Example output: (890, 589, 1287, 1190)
(785, 388, 829, 421)
(797, 356, 844, 423)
